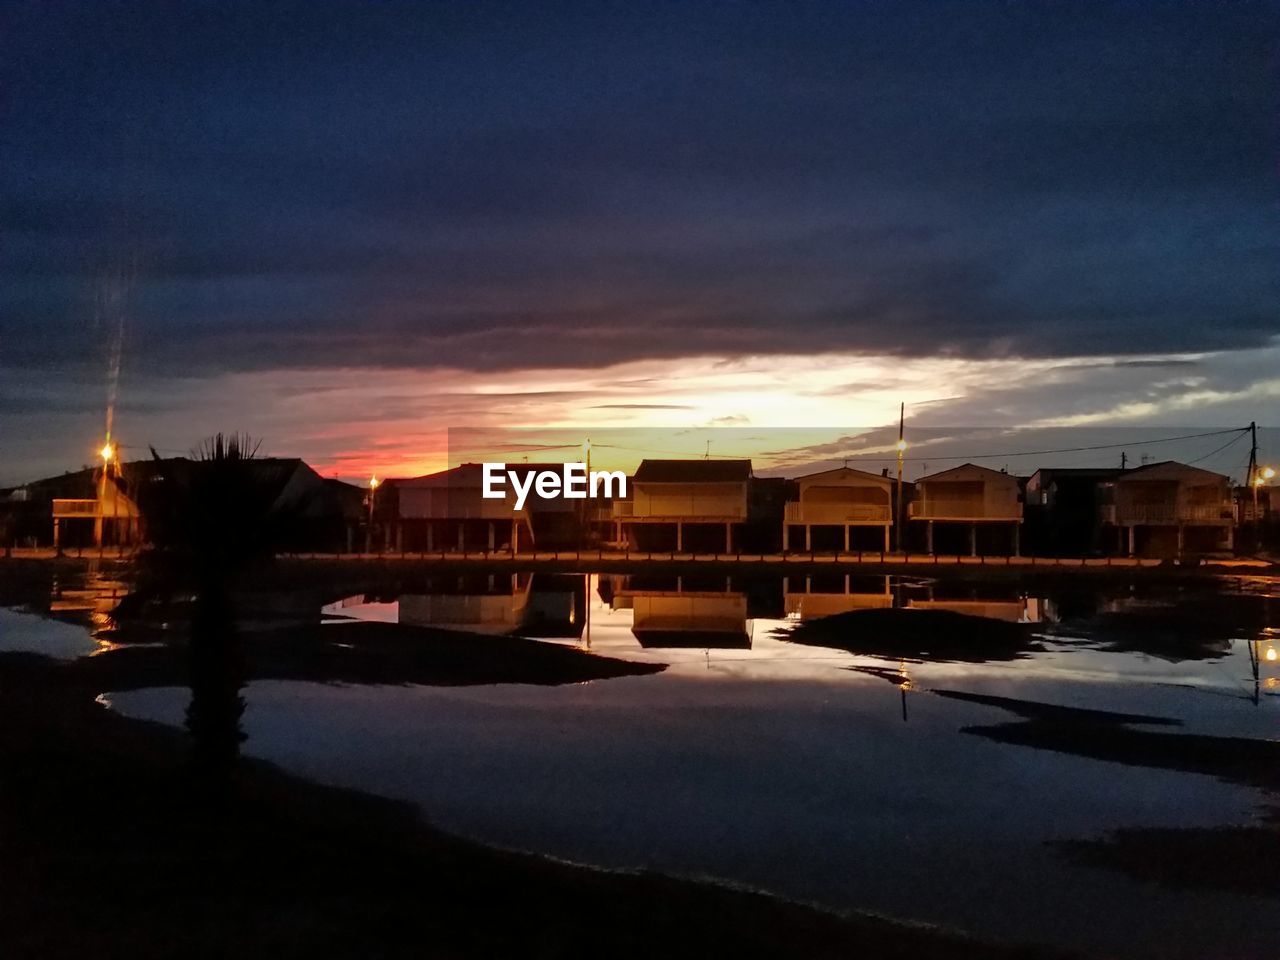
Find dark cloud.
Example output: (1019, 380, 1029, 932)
(2, 0, 1278, 380)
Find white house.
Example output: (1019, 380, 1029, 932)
(784, 466, 896, 552)
(909, 463, 1023, 555)
(616, 459, 752, 553)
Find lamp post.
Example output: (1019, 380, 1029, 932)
(581, 438, 593, 554)
(1252, 466, 1274, 552)
(96, 441, 115, 556)
(894, 401, 906, 553)
(366, 476, 380, 554)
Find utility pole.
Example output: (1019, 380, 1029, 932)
(580, 438, 591, 554)
(894, 403, 906, 553)
(366, 476, 380, 554)
(1120, 451, 1127, 470)
(1248, 421, 1258, 485)
(1248, 421, 1259, 548)
(97, 440, 114, 558)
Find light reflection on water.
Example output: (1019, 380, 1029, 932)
(0, 569, 129, 658)
(7, 568, 1280, 958)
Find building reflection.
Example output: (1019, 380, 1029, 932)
(329, 573, 588, 640)
(47, 570, 130, 649)
(1248, 631, 1279, 705)
(607, 574, 752, 649)
(398, 572, 534, 635)
(906, 590, 1050, 624)
(781, 575, 1052, 625)
(784, 574, 893, 620)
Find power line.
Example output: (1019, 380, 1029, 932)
(1186, 430, 1248, 466)
(808, 426, 1251, 464)
(594, 442, 750, 460)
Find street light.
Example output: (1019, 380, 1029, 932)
(96, 440, 116, 556)
(365, 476, 380, 554)
(1251, 466, 1274, 535)
(894, 429, 906, 553)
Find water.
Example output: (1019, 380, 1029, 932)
(6, 567, 1279, 957)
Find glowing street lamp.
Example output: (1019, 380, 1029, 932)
(1251, 465, 1274, 529)
(96, 440, 116, 555)
(365, 476, 380, 554)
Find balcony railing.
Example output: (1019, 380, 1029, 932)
(909, 499, 1021, 520)
(52, 499, 102, 519)
(785, 502, 891, 523)
(616, 501, 745, 519)
(1102, 503, 1235, 524)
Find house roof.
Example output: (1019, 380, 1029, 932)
(1026, 466, 1125, 487)
(1117, 460, 1229, 483)
(792, 465, 895, 485)
(1028, 467, 1125, 479)
(916, 463, 1017, 483)
(15, 459, 178, 501)
(633, 459, 753, 483)
(400, 462, 571, 488)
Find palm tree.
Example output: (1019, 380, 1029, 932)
(138, 432, 302, 570)
(131, 433, 294, 777)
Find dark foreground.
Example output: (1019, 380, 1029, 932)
(0, 651, 1065, 960)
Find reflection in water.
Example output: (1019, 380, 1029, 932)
(1248, 631, 1279, 705)
(784, 574, 893, 619)
(325, 573, 587, 641)
(1047, 593, 1268, 662)
(786, 606, 1041, 663)
(7, 567, 1280, 958)
(938, 688, 1280, 792)
(608, 574, 752, 649)
(185, 587, 246, 776)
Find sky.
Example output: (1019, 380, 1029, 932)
(2, 0, 1278, 483)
